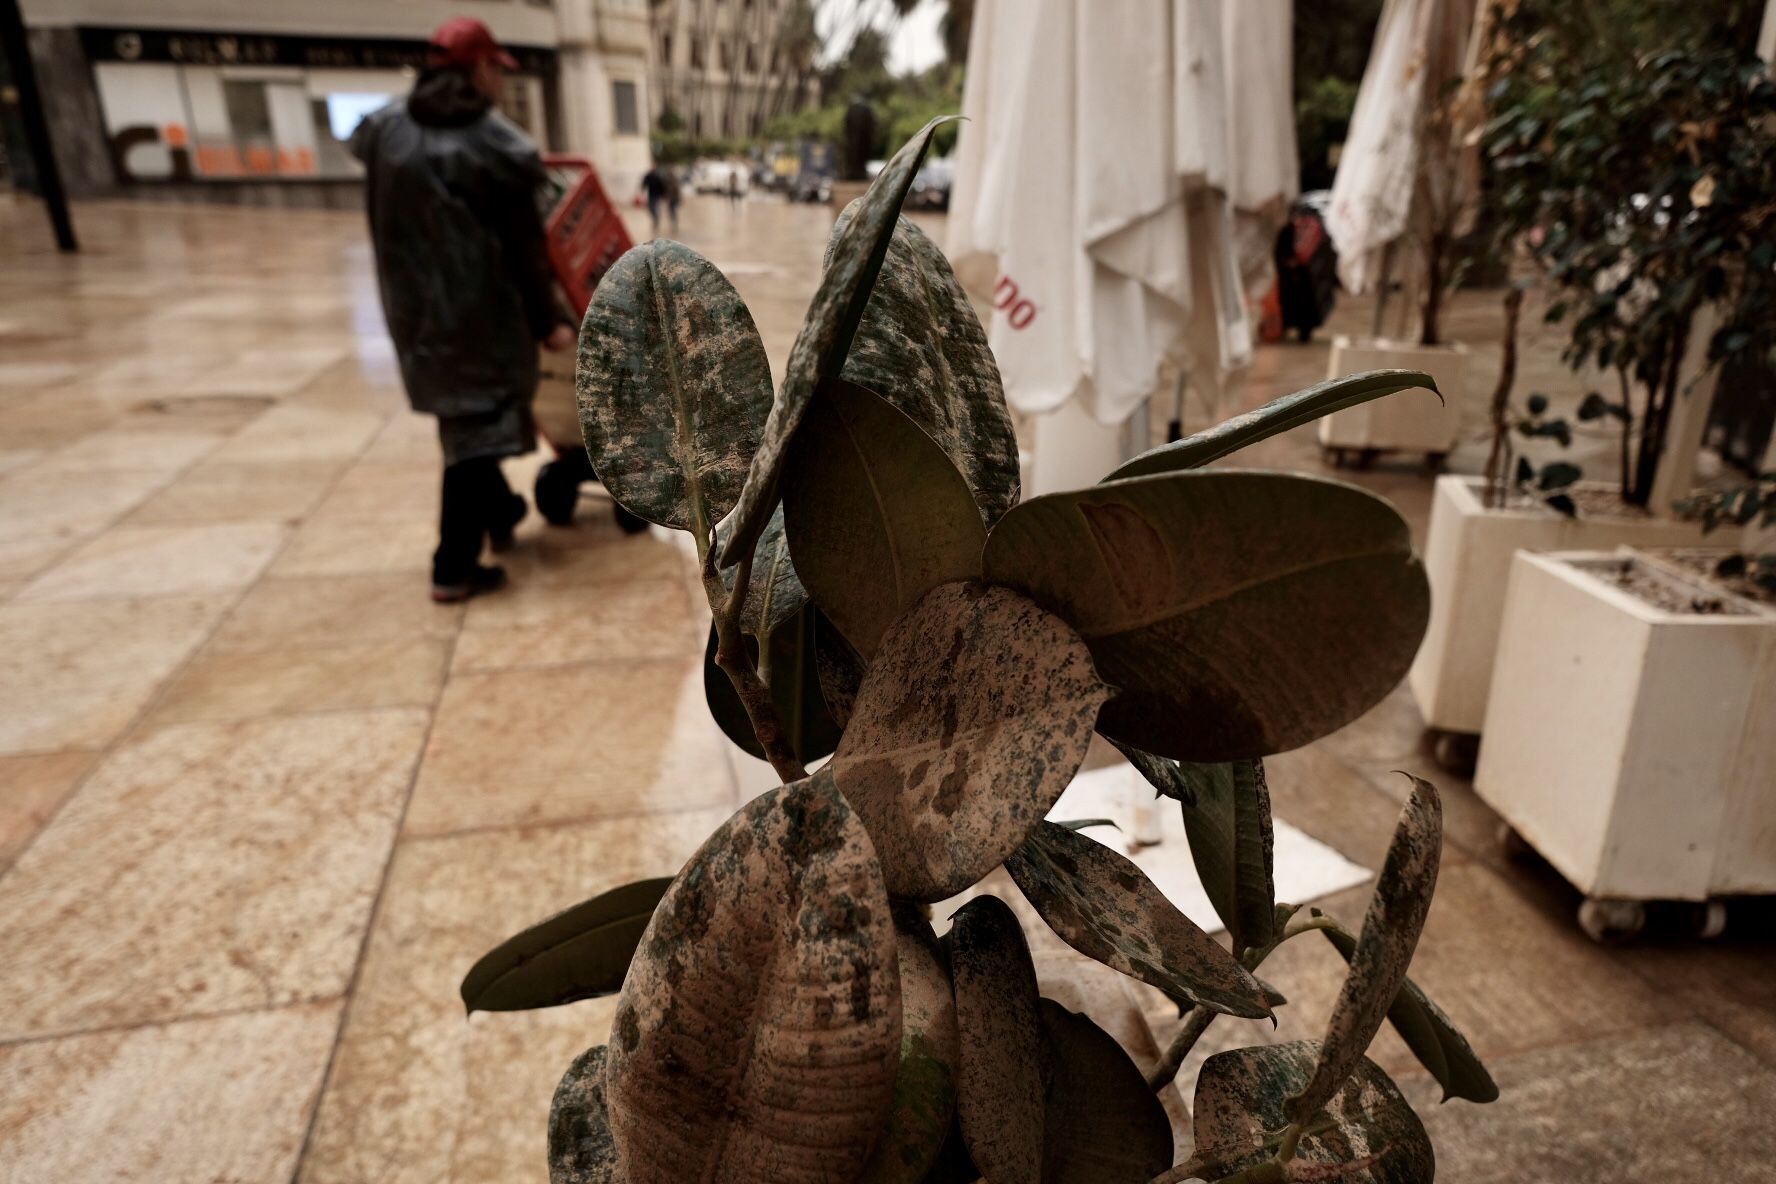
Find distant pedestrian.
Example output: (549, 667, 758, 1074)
(641, 163, 668, 234)
(663, 167, 681, 232)
(1274, 202, 1338, 343)
(350, 17, 573, 602)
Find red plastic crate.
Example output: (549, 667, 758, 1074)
(541, 155, 634, 318)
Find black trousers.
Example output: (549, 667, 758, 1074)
(434, 456, 515, 584)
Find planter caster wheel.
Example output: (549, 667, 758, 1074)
(1324, 447, 1348, 469)
(1694, 900, 1729, 940)
(1430, 729, 1479, 776)
(1495, 821, 1534, 863)
(1354, 448, 1381, 471)
(1425, 451, 1449, 473)
(1578, 897, 1646, 944)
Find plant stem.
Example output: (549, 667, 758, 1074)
(700, 540, 808, 784)
(1147, 1004, 1214, 1090)
(1483, 285, 1524, 509)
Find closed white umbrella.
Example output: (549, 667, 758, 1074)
(948, 0, 1297, 493)
(1762, 0, 1775, 64)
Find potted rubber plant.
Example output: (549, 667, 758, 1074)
(459, 120, 1495, 1183)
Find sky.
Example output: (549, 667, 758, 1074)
(816, 0, 948, 75)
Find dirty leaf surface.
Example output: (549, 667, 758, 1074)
(549, 1045, 620, 1184)
(826, 208, 1020, 527)
(1288, 778, 1443, 1125)
(828, 582, 1108, 901)
(1194, 1042, 1434, 1184)
(813, 607, 866, 730)
(605, 776, 901, 1183)
(783, 378, 986, 658)
(948, 895, 1044, 1184)
(577, 239, 772, 533)
(717, 504, 808, 642)
(718, 117, 955, 568)
(860, 902, 961, 1184)
(1006, 821, 1270, 1019)
(1038, 1000, 1173, 1183)
(460, 877, 673, 1013)
(1175, 760, 1276, 956)
(983, 470, 1430, 761)
(703, 609, 843, 766)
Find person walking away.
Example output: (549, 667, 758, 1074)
(641, 163, 667, 234)
(663, 166, 681, 233)
(350, 18, 574, 602)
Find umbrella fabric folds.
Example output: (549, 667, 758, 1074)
(948, 0, 1297, 436)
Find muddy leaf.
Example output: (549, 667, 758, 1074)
(1054, 818, 1120, 833)
(703, 608, 843, 766)
(861, 902, 961, 1184)
(577, 239, 772, 534)
(1288, 778, 1442, 1125)
(1193, 1042, 1434, 1184)
(1317, 919, 1497, 1104)
(948, 895, 1044, 1184)
(1175, 760, 1276, 956)
(716, 504, 808, 642)
(1038, 1000, 1173, 1183)
(1006, 821, 1270, 1019)
(1112, 739, 1199, 808)
(982, 470, 1429, 762)
(460, 877, 673, 1013)
(826, 208, 1020, 527)
(784, 378, 986, 657)
(1105, 371, 1438, 481)
(549, 1045, 620, 1184)
(718, 117, 956, 569)
(827, 582, 1108, 901)
(605, 775, 901, 1182)
(813, 607, 866, 730)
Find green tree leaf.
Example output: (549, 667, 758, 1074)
(1104, 371, 1438, 482)
(702, 607, 843, 766)
(1172, 760, 1276, 957)
(860, 902, 961, 1184)
(1317, 919, 1498, 1105)
(982, 471, 1430, 761)
(1038, 1000, 1174, 1183)
(548, 1045, 620, 1184)
(826, 209, 1021, 526)
(1193, 1042, 1434, 1184)
(948, 895, 1044, 1184)
(827, 583, 1109, 902)
(460, 877, 673, 1013)
(1005, 821, 1271, 1019)
(576, 239, 772, 535)
(783, 378, 986, 658)
(1287, 777, 1443, 1125)
(606, 776, 901, 1182)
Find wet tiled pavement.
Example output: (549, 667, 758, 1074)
(0, 192, 1770, 1182)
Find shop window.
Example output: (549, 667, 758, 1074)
(613, 80, 640, 136)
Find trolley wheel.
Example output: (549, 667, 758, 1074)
(612, 502, 651, 535)
(1695, 900, 1729, 940)
(1495, 821, 1534, 863)
(1430, 729, 1480, 776)
(1578, 897, 1646, 944)
(535, 461, 580, 527)
(1355, 447, 1381, 471)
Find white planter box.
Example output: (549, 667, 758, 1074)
(1317, 337, 1465, 457)
(1409, 475, 1708, 735)
(1475, 550, 1776, 917)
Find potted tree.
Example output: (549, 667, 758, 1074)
(1410, 30, 1776, 763)
(456, 120, 1495, 1182)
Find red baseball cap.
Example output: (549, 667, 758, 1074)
(428, 17, 519, 70)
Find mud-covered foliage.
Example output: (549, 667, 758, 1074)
(473, 120, 1493, 1184)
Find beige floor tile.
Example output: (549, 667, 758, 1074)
(0, 709, 428, 1039)
(309, 460, 441, 521)
(272, 515, 438, 577)
(494, 528, 691, 588)
(210, 572, 465, 650)
(127, 458, 348, 525)
(210, 403, 385, 463)
(30, 427, 224, 476)
(108, 391, 279, 436)
(0, 447, 46, 475)
(0, 594, 232, 754)
(299, 809, 731, 1184)
(146, 637, 450, 727)
(454, 576, 698, 672)
(0, 1002, 343, 1184)
(183, 346, 348, 398)
(18, 521, 289, 601)
(0, 750, 97, 871)
(358, 411, 442, 463)
(405, 658, 733, 835)
(0, 466, 176, 580)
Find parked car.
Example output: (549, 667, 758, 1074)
(906, 158, 953, 210)
(789, 141, 835, 203)
(691, 159, 750, 196)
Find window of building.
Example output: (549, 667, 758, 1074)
(719, 42, 731, 71)
(690, 35, 704, 69)
(745, 43, 757, 73)
(660, 32, 673, 65)
(612, 80, 640, 136)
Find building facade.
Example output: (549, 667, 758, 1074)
(648, 0, 817, 143)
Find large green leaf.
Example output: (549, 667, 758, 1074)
(1005, 821, 1270, 1019)
(1104, 370, 1439, 482)
(827, 582, 1109, 902)
(813, 606, 865, 729)
(1288, 778, 1443, 1126)
(783, 378, 986, 658)
(1112, 738, 1198, 807)
(703, 607, 843, 766)
(460, 877, 672, 1013)
(982, 470, 1430, 761)
(1038, 1000, 1174, 1183)
(605, 776, 901, 1182)
(826, 208, 1020, 526)
(717, 116, 956, 569)
(717, 504, 807, 642)
(576, 239, 772, 534)
(1318, 918, 1497, 1105)
(948, 895, 1044, 1184)
(861, 902, 961, 1184)
(548, 1045, 620, 1184)
(1193, 1042, 1434, 1184)
(1174, 760, 1276, 957)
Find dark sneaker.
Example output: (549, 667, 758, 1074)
(431, 564, 507, 603)
(489, 494, 527, 553)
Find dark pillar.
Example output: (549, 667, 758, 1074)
(0, 0, 76, 251)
